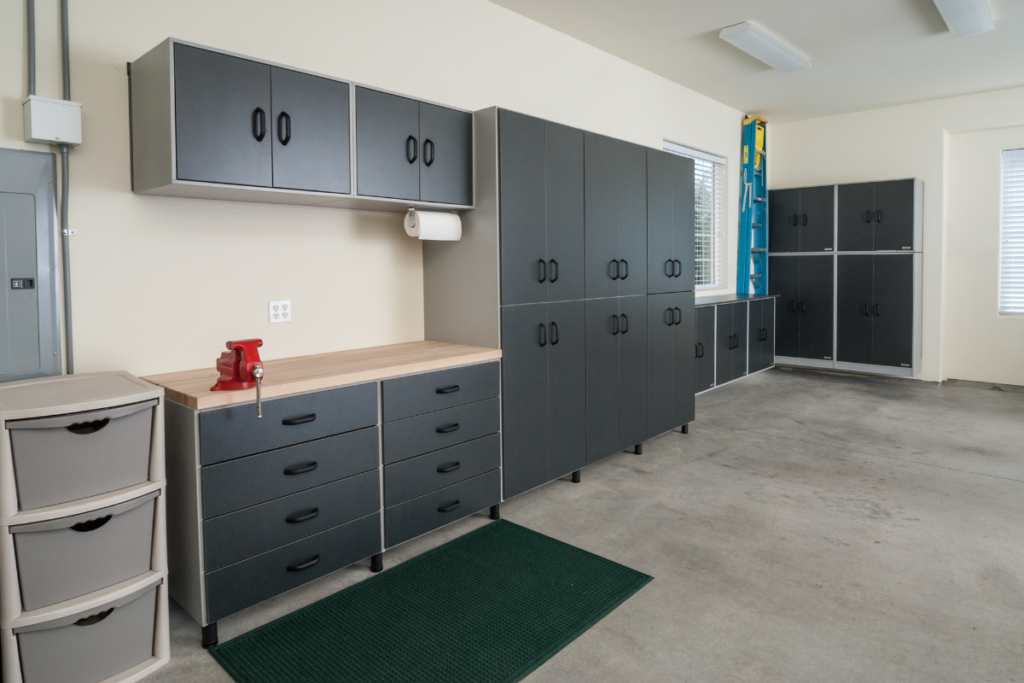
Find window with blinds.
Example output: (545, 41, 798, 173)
(1002, 149, 1024, 315)
(664, 141, 726, 289)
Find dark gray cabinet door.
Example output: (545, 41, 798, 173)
(585, 297, 620, 463)
(799, 255, 835, 360)
(419, 103, 472, 206)
(695, 306, 716, 392)
(618, 296, 648, 449)
(715, 303, 735, 385)
(674, 291, 696, 428)
(500, 304, 550, 499)
(768, 189, 800, 253)
(838, 182, 875, 252)
(355, 87, 419, 201)
(732, 302, 749, 379)
(763, 299, 775, 368)
(647, 294, 676, 437)
(548, 301, 587, 480)
(270, 68, 350, 194)
(798, 186, 835, 253)
(545, 122, 585, 303)
(871, 255, 914, 367)
(769, 257, 800, 358)
(617, 143, 649, 297)
(748, 299, 763, 373)
(647, 150, 695, 294)
(836, 255, 873, 364)
(584, 133, 619, 299)
(499, 111, 546, 306)
(174, 45, 272, 187)
(873, 180, 916, 252)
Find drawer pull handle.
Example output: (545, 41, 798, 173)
(284, 461, 318, 476)
(436, 423, 460, 434)
(286, 507, 320, 524)
(436, 385, 460, 394)
(282, 414, 316, 426)
(287, 554, 321, 572)
(437, 500, 461, 513)
(437, 461, 461, 474)
(66, 418, 109, 435)
(75, 608, 114, 627)
(70, 515, 112, 533)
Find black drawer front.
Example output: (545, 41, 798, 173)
(382, 398, 500, 465)
(382, 362, 500, 422)
(206, 513, 381, 622)
(385, 434, 500, 507)
(204, 471, 380, 572)
(199, 383, 378, 465)
(202, 427, 379, 518)
(385, 470, 500, 548)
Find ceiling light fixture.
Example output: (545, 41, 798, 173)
(932, 0, 995, 36)
(719, 22, 811, 73)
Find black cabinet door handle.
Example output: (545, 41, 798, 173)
(253, 108, 266, 142)
(788, 301, 797, 313)
(876, 210, 883, 223)
(538, 259, 547, 283)
(792, 214, 799, 226)
(75, 608, 114, 627)
(665, 308, 674, 326)
(866, 210, 873, 223)
(406, 135, 418, 164)
(438, 500, 462, 513)
(66, 418, 109, 435)
(71, 515, 112, 533)
(861, 303, 870, 316)
(611, 315, 619, 335)
(674, 307, 682, 325)
(674, 260, 682, 277)
(800, 302, 807, 313)
(284, 461, 318, 476)
(802, 213, 808, 226)
(287, 554, 321, 572)
(620, 260, 629, 280)
(609, 260, 620, 280)
(665, 259, 674, 277)
(286, 508, 320, 524)
(437, 462, 461, 474)
(873, 304, 881, 316)
(549, 259, 559, 283)
(423, 138, 435, 167)
(283, 414, 316, 426)
(539, 323, 547, 347)
(436, 385, 460, 394)
(436, 423, 460, 434)
(278, 111, 291, 145)
(550, 321, 559, 345)
(620, 314, 629, 334)
(695, 343, 701, 359)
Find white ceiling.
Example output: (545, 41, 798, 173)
(487, 0, 1024, 122)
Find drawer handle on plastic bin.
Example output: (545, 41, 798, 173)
(436, 385, 460, 394)
(75, 608, 114, 627)
(437, 461, 461, 473)
(71, 515, 112, 533)
(287, 555, 321, 572)
(286, 508, 320, 524)
(438, 500, 461, 513)
(436, 423, 460, 434)
(284, 461, 318, 476)
(66, 418, 109, 435)
(282, 414, 316, 426)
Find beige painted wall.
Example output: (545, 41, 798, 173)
(769, 85, 1024, 383)
(1, 0, 743, 377)
(946, 126, 1024, 385)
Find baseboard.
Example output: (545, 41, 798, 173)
(943, 378, 1024, 393)
(774, 364, 939, 386)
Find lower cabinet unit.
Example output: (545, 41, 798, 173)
(837, 254, 915, 368)
(692, 295, 778, 394)
(748, 298, 776, 374)
(501, 301, 586, 498)
(715, 302, 748, 385)
(769, 255, 835, 361)
(695, 306, 716, 392)
(647, 292, 695, 438)
(585, 296, 648, 464)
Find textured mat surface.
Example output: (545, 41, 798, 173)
(210, 520, 652, 683)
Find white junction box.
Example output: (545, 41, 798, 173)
(23, 96, 82, 146)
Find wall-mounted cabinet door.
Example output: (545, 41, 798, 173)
(617, 296, 648, 450)
(748, 299, 763, 373)
(837, 183, 875, 252)
(768, 189, 800, 253)
(418, 102, 472, 206)
(871, 255, 914, 367)
(836, 255, 873, 364)
(730, 302, 749, 380)
(648, 150, 695, 294)
(547, 301, 586, 481)
(715, 302, 741, 384)
(499, 111, 546, 306)
(769, 257, 800, 358)
(544, 122, 585, 302)
(695, 306, 716, 392)
(648, 292, 695, 439)
(798, 186, 835, 253)
(269, 68, 350, 194)
(174, 45, 272, 187)
(872, 180, 916, 252)
(355, 87, 419, 201)
(799, 255, 835, 360)
(585, 297, 620, 463)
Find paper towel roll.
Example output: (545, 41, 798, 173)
(404, 210, 462, 241)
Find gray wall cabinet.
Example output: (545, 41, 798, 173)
(748, 298, 776, 374)
(837, 254, 915, 368)
(768, 185, 835, 253)
(769, 255, 834, 361)
(648, 150, 696, 294)
(715, 302, 749, 385)
(648, 292, 696, 439)
(838, 180, 922, 252)
(693, 294, 776, 394)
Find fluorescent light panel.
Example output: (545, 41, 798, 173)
(932, 0, 995, 36)
(720, 22, 811, 73)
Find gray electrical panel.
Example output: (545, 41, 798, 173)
(0, 148, 61, 383)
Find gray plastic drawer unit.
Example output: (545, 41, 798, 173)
(7, 399, 157, 510)
(12, 492, 158, 611)
(14, 581, 158, 683)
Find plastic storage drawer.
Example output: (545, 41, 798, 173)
(12, 492, 157, 611)
(14, 581, 158, 683)
(7, 399, 157, 510)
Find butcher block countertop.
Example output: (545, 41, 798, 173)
(142, 341, 502, 411)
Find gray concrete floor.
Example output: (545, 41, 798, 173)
(151, 368, 1024, 682)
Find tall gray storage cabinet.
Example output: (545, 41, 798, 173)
(423, 107, 696, 501)
(0, 372, 170, 683)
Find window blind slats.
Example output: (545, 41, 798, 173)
(1001, 149, 1024, 315)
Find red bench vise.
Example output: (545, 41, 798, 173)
(211, 339, 266, 418)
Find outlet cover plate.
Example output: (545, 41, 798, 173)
(269, 300, 291, 324)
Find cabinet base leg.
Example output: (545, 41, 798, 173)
(682, 423, 689, 434)
(571, 470, 581, 484)
(370, 553, 383, 573)
(489, 504, 500, 520)
(202, 623, 218, 650)
(634, 444, 643, 455)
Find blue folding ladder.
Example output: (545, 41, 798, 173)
(737, 117, 768, 296)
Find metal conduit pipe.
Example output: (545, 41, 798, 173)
(59, 0, 74, 373)
(26, 0, 35, 95)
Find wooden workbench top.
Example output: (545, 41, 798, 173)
(142, 341, 502, 411)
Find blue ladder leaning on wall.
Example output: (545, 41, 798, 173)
(737, 116, 768, 296)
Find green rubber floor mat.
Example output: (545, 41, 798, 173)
(210, 519, 652, 683)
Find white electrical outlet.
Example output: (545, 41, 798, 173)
(269, 300, 292, 324)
